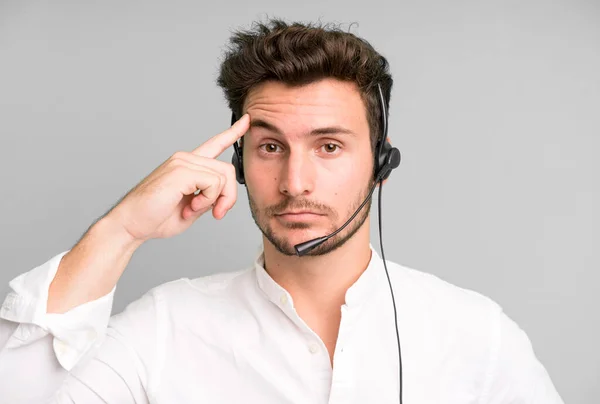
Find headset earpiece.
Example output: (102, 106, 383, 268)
(230, 112, 246, 185)
(231, 141, 245, 185)
(374, 83, 401, 182)
(377, 140, 402, 181)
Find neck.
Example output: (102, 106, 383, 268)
(262, 218, 372, 308)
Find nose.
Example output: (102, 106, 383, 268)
(278, 149, 315, 197)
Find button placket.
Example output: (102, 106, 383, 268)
(335, 305, 352, 357)
(329, 303, 357, 393)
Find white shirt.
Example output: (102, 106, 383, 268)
(0, 244, 563, 404)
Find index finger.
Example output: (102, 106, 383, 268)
(192, 113, 250, 158)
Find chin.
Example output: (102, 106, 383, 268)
(262, 223, 325, 256)
(266, 222, 353, 257)
(273, 219, 328, 238)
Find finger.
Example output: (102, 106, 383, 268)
(170, 153, 237, 218)
(170, 152, 234, 180)
(190, 192, 211, 211)
(191, 182, 226, 217)
(209, 185, 236, 219)
(212, 194, 231, 220)
(192, 113, 250, 159)
(191, 172, 231, 218)
(171, 165, 225, 205)
(182, 202, 212, 221)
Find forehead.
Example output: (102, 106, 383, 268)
(242, 78, 369, 130)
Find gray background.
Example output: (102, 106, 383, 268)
(1, 0, 598, 402)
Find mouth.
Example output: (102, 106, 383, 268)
(274, 211, 325, 221)
(276, 210, 323, 215)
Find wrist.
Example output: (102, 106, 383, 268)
(92, 214, 145, 253)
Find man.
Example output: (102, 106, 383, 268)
(0, 19, 563, 403)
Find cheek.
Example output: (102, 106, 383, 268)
(338, 154, 372, 186)
(319, 175, 351, 208)
(244, 159, 279, 201)
(329, 158, 373, 207)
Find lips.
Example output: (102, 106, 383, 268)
(275, 211, 324, 221)
(276, 211, 322, 215)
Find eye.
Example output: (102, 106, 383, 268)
(259, 143, 283, 153)
(321, 143, 340, 153)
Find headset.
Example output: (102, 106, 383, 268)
(230, 83, 404, 403)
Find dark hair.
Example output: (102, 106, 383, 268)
(216, 18, 393, 154)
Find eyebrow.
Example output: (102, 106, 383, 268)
(250, 118, 356, 137)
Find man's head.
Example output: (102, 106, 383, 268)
(216, 19, 393, 256)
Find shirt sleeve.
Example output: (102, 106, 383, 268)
(0, 251, 152, 403)
(0, 250, 115, 370)
(480, 307, 565, 404)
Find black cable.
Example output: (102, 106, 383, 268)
(378, 179, 403, 403)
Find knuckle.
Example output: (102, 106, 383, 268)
(227, 164, 236, 177)
(171, 165, 187, 177)
(170, 151, 186, 161)
(216, 175, 225, 191)
(172, 151, 184, 159)
(210, 172, 222, 188)
(168, 156, 184, 167)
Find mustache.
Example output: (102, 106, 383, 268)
(265, 197, 335, 217)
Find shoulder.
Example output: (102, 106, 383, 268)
(383, 259, 504, 362)
(384, 261, 563, 402)
(154, 266, 256, 301)
(384, 261, 503, 391)
(109, 265, 255, 327)
(386, 259, 502, 317)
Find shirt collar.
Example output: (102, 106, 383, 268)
(254, 243, 384, 309)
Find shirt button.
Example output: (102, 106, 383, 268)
(280, 294, 288, 306)
(308, 342, 319, 354)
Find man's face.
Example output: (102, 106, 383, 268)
(242, 78, 375, 256)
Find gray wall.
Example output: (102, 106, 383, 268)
(1, 0, 598, 402)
